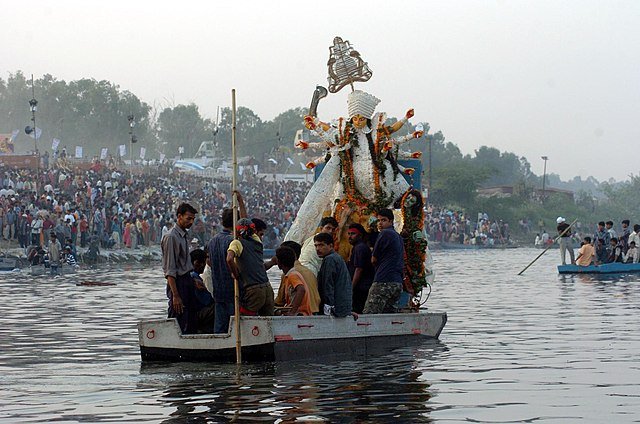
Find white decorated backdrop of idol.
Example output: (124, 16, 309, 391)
(1, 249, 639, 423)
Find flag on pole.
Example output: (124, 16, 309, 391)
(139, 147, 146, 159)
(159, 153, 166, 163)
(10, 130, 19, 142)
(119, 144, 126, 157)
(253, 164, 258, 174)
(300, 162, 307, 170)
(52, 138, 60, 151)
(100, 148, 108, 160)
(268, 158, 277, 164)
(286, 157, 294, 165)
(75, 146, 83, 158)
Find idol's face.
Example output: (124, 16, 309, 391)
(352, 114, 367, 129)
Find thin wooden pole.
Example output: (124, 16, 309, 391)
(518, 218, 578, 275)
(231, 89, 241, 364)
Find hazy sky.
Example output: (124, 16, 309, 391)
(3, 0, 639, 181)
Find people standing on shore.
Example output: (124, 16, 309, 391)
(161, 202, 198, 334)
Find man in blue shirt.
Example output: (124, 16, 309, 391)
(207, 192, 246, 333)
(347, 223, 374, 314)
(363, 208, 405, 314)
(315, 232, 353, 317)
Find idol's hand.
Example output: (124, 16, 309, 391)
(405, 109, 415, 119)
(303, 115, 317, 130)
(412, 130, 424, 138)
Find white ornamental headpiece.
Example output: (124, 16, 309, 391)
(347, 90, 380, 119)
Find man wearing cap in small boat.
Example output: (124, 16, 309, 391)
(556, 217, 575, 265)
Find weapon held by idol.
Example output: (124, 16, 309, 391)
(309, 85, 328, 117)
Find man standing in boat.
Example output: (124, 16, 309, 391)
(161, 202, 198, 334)
(207, 194, 246, 334)
(363, 209, 404, 314)
(314, 232, 353, 317)
(299, 217, 339, 277)
(226, 218, 275, 316)
(347, 223, 374, 314)
(556, 217, 575, 265)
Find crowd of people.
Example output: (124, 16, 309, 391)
(424, 208, 511, 246)
(162, 203, 409, 334)
(554, 217, 640, 266)
(0, 162, 312, 268)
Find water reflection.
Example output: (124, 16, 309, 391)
(138, 343, 444, 422)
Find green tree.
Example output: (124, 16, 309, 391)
(156, 103, 212, 158)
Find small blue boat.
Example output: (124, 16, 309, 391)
(558, 262, 640, 274)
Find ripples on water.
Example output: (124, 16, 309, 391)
(1, 248, 639, 423)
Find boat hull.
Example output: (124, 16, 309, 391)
(138, 312, 447, 362)
(558, 262, 640, 274)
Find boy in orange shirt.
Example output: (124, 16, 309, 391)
(275, 246, 311, 316)
(576, 236, 596, 267)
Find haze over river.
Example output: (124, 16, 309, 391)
(1, 248, 638, 423)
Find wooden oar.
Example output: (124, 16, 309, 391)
(231, 89, 242, 365)
(517, 218, 578, 275)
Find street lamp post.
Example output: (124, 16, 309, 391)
(128, 114, 136, 178)
(541, 155, 548, 204)
(29, 74, 39, 197)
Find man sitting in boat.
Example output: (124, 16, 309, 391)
(226, 218, 275, 316)
(576, 236, 595, 266)
(299, 217, 338, 277)
(274, 246, 312, 316)
(594, 238, 608, 265)
(314, 232, 354, 318)
(624, 241, 639, 264)
(189, 248, 215, 333)
(272, 240, 321, 315)
(606, 238, 624, 263)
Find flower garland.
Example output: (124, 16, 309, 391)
(400, 189, 428, 309)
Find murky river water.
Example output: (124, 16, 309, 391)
(1, 248, 639, 423)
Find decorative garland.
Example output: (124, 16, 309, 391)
(400, 189, 428, 309)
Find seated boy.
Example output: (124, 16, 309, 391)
(576, 236, 595, 267)
(274, 246, 311, 316)
(189, 249, 216, 333)
(607, 238, 624, 263)
(624, 241, 639, 264)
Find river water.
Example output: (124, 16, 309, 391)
(1, 248, 639, 423)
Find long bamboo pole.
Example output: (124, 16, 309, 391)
(231, 89, 241, 364)
(517, 218, 578, 275)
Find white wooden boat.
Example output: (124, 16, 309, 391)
(138, 312, 447, 362)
